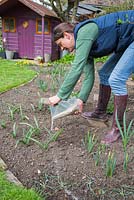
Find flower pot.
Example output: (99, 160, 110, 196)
(5, 50, 14, 59)
(0, 51, 6, 59)
(44, 53, 51, 63)
(13, 52, 19, 59)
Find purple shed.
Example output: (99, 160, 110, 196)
(0, 0, 61, 61)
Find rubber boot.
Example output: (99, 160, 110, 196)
(81, 84, 111, 121)
(101, 95, 128, 144)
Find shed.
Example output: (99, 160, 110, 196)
(0, 0, 61, 61)
(70, 2, 102, 21)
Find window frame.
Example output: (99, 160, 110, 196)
(36, 18, 50, 34)
(3, 17, 16, 33)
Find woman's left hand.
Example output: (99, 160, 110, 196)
(75, 99, 84, 114)
(49, 95, 61, 106)
(78, 99, 83, 113)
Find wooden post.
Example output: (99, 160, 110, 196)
(41, 16, 44, 61)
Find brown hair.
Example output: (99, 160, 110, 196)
(53, 22, 75, 42)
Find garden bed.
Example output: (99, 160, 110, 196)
(0, 64, 134, 200)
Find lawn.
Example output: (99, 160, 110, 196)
(0, 59, 37, 93)
(0, 170, 43, 200)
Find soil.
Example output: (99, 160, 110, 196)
(0, 64, 134, 200)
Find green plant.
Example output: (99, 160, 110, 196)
(0, 120, 6, 128)
(37, 79, 48, 92)
(84, 131, 97, 153)
(17, 127, 34, 145)
(7, 104, 20, 120)
(70, 90, 79, 98)
(123, 151, 129, 173)
(48, 53, 74, 65)
(85, 177, 101, 198)
(31, 103, 36, 111)
(38, 99, 43, 111)
(20, 116, 41, 136)
(116, 111, 134, 152)
(37, 92, 45, 111)
(19, 104, 29, 120)
(11, 122, 18, 138)
(49, 64, 67, 92)
(102, 0, 134, 14)
(106, 95, 114, 114)
(36, 173, 72, 198)
(93, 147, 101, 166)
(42, 129, 63, 150)
(111, 184, 134, 198)
(16, 117, 41, 145)
(15, 59, 35, 67)
(35, 56, 43, 62)
(116, 111, 134, 172)
(95, 56, 109, 64)
(105, 151, 116, 177)
(93, 144, 107, 166)
(0, 47, 5, 52)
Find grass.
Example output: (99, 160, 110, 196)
(0, 59, 37, 93)
(0, 170, 43, 200)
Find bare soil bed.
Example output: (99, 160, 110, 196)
(0, 64, 134, 200)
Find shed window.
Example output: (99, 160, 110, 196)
(36, 18, 50, 34)
(3, 17, 16, 32)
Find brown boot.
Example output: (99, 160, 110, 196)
(101, 95, 128, 144)
(81, 84, 111, 121)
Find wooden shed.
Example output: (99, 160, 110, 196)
(0, 0, 60, 61)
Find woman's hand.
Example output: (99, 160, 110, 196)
(75, 99, 84, 114)
(77, 99, 84, 113)
(49, 95, 61, 106)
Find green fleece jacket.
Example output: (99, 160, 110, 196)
(57, 22, 99, 102)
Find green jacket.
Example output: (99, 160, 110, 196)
(57, 23, 98, 102)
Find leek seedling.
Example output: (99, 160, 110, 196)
(31, 104, 35, 111)
(84, 131, 97, 153)
(7, 104, 19, 120)
(93, 147, 101, 166)
(106, 151, 116, 177)
(43, 129, 63, 150)
(20, 116, 40, 135)
(26, 129, 63, 150)
(38, 99, 43, 111)
(116, 111, 134, 172)
(123, 151, 129, 173)
(37, 79, 48, 92)
(11, 122, 17, 138)
(116, 111, 134, 152)
(19, 105, 29, 120)
(0, 120, 6, 128)
(19, 128, 34, 145)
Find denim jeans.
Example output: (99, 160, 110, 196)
(98, 41, 134, 95)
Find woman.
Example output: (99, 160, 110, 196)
(49, 10, 134, 144)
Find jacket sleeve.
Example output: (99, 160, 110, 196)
(57, 22, 98, 101)
(78, 57, 95, 102)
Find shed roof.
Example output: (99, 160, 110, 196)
(79, 2, 102, 13)
(70, 2, 102, 17)
(0, 0, 58, 18)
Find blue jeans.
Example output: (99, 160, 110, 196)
(98, 41, 134, 95)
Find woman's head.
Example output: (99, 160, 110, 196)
(53, 22, 75, 52)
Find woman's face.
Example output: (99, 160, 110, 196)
(56, 32, 75, 52)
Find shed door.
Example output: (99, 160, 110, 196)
(18, 19, 34, 59)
